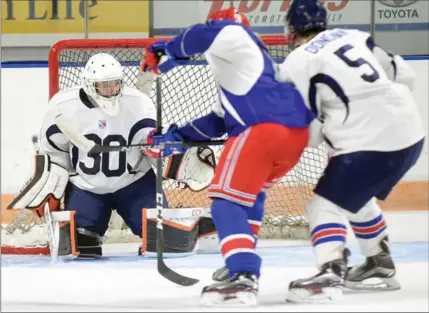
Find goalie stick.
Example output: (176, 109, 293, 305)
(29, 134, 65, 263)
(154, 77, 199, 287)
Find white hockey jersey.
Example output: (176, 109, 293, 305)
(38, 86, 157, 194)
(278, 28, 425, 156)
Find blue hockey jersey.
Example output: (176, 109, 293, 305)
(165, 20, 315, 139)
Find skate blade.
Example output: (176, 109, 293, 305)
(286, 286, 343, 304)
(345, 276, 401, 291)
(200, 291, 257, 307)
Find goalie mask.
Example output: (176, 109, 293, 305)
(163, 146, 216, 192)
(81, 53, 124, 116)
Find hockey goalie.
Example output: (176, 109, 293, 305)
(6, 52, 218, 259)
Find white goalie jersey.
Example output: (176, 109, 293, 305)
(38, 86, 157, 194)
(278, 28, 425, 156)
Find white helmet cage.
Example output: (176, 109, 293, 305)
(81, 53, 124, 116)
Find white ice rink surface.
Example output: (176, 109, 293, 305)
(2, 239, 428, 312)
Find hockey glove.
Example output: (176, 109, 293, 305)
(147, 124, 187, 158)
(142, 41, 178, 74)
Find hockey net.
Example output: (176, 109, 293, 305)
(1, 37, 328, 255)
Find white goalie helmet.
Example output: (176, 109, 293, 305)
(81, 53, 124, 116)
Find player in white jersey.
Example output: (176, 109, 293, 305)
(8, 53, 217, 258)
(277, 0, 426, 303)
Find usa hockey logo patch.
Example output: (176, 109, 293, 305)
(98, 120, 107, 129)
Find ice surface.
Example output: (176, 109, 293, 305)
(1, 240, 428, 312)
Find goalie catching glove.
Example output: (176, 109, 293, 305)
(163, 146, 216, 191)
(7, 154, 69, 217)
(145, 124, 217, 191)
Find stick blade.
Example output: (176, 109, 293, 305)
(158, 259, 199, 286)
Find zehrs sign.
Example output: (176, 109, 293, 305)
(205, 0, 349, 25)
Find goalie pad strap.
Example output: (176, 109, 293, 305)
(8, 154, 69, 216)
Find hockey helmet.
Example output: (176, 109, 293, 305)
(207, 7, 250, 27)
(81, 53, 124, 116)
(285, 0, 327, 45)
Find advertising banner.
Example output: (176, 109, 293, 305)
(152, 0, 429, 35)
(1, 0, 150, 47)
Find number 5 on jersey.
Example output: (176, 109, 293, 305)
(334, 44, 380, 83)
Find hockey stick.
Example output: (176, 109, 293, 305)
(43, 202, 60, 263)
(88, 139, 225, 154)
(154, 77, 199, 286)
(55, 112, 225, 156)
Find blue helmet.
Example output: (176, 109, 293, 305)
(286, 0, 327, 35)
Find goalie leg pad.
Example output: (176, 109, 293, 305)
(57, 214, 103, 258)
(144, 216, 199, 253)
(74, 227, 103, 258)
(141, 207, 219, 255)
(196, 216, 219, 254)
(58, 222, 72, 256)
(198, 217, 217, 238)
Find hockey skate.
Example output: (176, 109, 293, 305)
(345, 236, 400, 291)
(212, 265, 229, 281)
(200, 272, 258, 306)
(286, 249, 349, 303)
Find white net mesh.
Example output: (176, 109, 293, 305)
(1, 37, 328, 254)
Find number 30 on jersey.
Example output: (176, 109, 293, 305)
(71, 134, 127, 177)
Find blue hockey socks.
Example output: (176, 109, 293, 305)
(211, 198, 262, 277)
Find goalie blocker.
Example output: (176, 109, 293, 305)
(7, 147, 219, 258)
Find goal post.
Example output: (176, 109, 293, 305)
(1, 36, 328, 255)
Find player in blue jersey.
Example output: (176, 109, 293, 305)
(143, 7, 318, 306)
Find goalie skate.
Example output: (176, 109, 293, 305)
(200, 272, 258, 306)
(345, 237, 401, 291)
